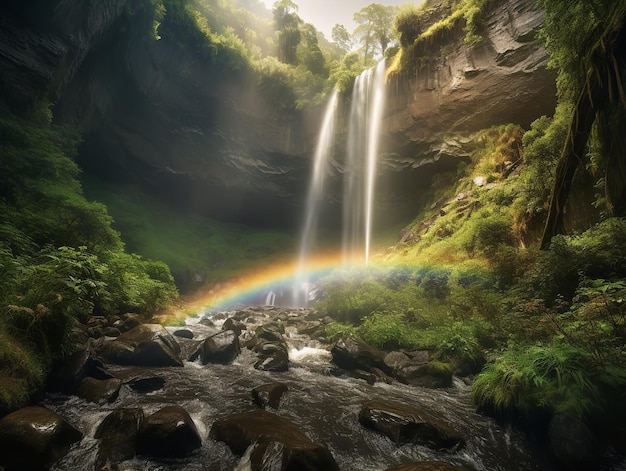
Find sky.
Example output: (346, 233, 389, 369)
(261, 0, 410, 39)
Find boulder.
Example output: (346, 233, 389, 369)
(548, 414, 599, 470)
(395, 361, 454, 389)
(252, 383, 288, 409)
(210, 410, 339, 470)
(126, 376, 166, 393)
(46, 349, 90, 393)
(253, 341, 289, 372)
(223, 317, 246, 335)
(359, 400, 465, 450)
(201, 329, 241, 364)
(173, 328, 194, 339)
(136, 406, 202, 458)
(384, 462, 470, 471)
(0, 406, 83, 470)
(94, 408, 144, 470)
(98, 324, 183, 367)
(331, 336, 390, 374)
(76, 377, 122, 404)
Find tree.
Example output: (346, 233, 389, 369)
(331, 23, 352, 52)
(540, 2, 626, 248)
(273, 0, 302, 64)
(298, 23, 327, 76)
(353, 3, 396, 63)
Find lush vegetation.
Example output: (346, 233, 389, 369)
(317, 118, 626, 441)
(83, 178, 296, 288)
(0, 101, 178, 414)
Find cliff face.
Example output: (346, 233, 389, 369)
(376, 0, 557, 222)
(0, 0, 557, 230)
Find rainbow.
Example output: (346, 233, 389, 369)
(186, 252, 356, 316)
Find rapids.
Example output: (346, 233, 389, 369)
(41, 307, 565, 471)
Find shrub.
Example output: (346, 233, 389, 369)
(473, 343, 603, 423)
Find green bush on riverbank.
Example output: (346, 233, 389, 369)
(0, 101, 178, 415)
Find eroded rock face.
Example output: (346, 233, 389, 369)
(0, 0, 557, 231)
(0, 406, 83, 471)
(376, 0, 557, 223)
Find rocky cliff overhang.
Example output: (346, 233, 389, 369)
(0, 0, 557, 231)
(375, 0, 557, 223)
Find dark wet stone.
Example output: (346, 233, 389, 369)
(0, 406, 83, 470)
(359, 399, 465, 450)
(201, 329, 241, 364)
(396, 361, 453, 389)
(98, 324, 183, 367)
(331, 336, 390, 374)
(210, 410, 339, 470)
(136, 406, 201, 458)
(47, 350, 113, 394)
(548, 414, 600, 470)
(173, 328, 194, 339)
(102, 326, 121, 338)
(127, 376, 166, 393)
(223, 317, 246, 335)
(95, 408, 144, 470)
(76, 377, 122, 404)
(253, 341, 289, 372)
(252, 383, 288, 409)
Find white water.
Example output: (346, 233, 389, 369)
(293, 61, 387, 305)
(343, 61, 387, 265)
(293, 89, 339, 306)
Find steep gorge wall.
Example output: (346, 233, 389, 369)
(0, 0, 557, 231)
(375, 0, 557, 223)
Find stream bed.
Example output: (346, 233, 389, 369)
(40, 306, 601, 471)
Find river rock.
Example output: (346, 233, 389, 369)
(47, 349, 103, 393)
(252, 383, 288, 409)
(98, 324, 183, 367)
(384, 462, 470, 471)
(395, 361, 454, 389)
(210, 410, 340, 470)
(76, 377, 122, 404)
(253, 340, 289, 372)
(548, 414, 599, 470)
(223, 317, 246, 335)
(201, 329, 241, 364)
(126, 376, 166, 393)
(95, 408, 144, 470)
(331, 336, 390, 374)
(136, 406, 201, 458)
(359, 400, 465, 450)
(173, 328, 194, 339)
(0, 406, 83, 470)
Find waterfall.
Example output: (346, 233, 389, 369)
(265, 291, 276, 306)
(293, 61, 387, 305)
(293, 88, 339, 306)
(343, 61, 387, 265)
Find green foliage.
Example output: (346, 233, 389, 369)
(0, 102, 179, 413)
(537, 0, 624, 100)
(394, 4, 425, 48)
(513, 104, 573, 223)
(353, 3, 397, 63)
(359, 312, 414, 349)
(84, 178, 296, 284)
(0, 103, 122, 255)
(473, 343, 613, 421)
